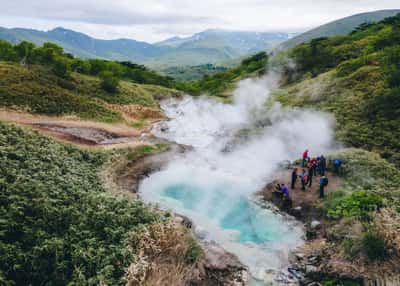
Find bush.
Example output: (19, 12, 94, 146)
(184, 238, 203, 263)
(342, 237, 362, 258)
(52, 56, 70, 78)
(323, 276, 362, 286)
(0, 123, 160, 285)
(362, 232, 387, 260)
(326, 190, 383, 220)
(100, 71, 120, 93)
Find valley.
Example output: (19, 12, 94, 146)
(0, 8, 400, 286)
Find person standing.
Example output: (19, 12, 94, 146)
(316, 156, 321, 175)
(302, 150, 309, 167)
(307, 165, 314, 187)
(281, 184, 290, 199)
(319, 176, 329, 198)
(309, 157, 317, 176)
(301, 169, 307, 191)
(333, 159, 342, 175)
(291, 168, 298, 189)
(320, 155, 327, 176)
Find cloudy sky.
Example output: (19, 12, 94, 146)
(0, 0, 399, 42)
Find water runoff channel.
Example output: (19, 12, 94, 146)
(139, 77, 334, 284)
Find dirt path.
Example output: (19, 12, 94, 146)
(0, 108, 164, 149)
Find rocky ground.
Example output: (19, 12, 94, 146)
(258, 164, 345, 286)
(0, 108, 161, 149)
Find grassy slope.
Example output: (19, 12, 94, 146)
(273, 68, 399, 164)
(0, 62, 181, 123)
(268, 15, 400, 279)
(272, 14, 400, 166)
(0, 122, 162, 285)
(279, 9, 400, 50)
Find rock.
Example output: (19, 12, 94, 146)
(310, 220, 321, 229)
(291, 206, 303, 218)
(194, 226, 208, 240)
(307, 256, 319, 264)
(295, 252, 305, 260)
(174, 214, 193, 228)
(307, 282, 322, 286)
(199, 241, 249, 285)
(299, 277, 313, 286)
(306, 229, 317, 240)
(305, 265, 318, 274)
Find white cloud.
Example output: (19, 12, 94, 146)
(0, 0, 399, 42)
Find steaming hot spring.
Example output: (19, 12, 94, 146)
(139, 77, 335, 283)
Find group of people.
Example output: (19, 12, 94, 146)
(293, 150, 330, 198)
(276, 149, 343, 201)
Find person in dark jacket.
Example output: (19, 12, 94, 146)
(309, 157, 317, 176)
(320, 155, 326, 176)
(307, 165, 314, 187)
(301, 169, 307, 191)
(319, 176, 329, 198)
(291, 168, 298, 189)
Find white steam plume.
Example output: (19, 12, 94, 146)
(140, 73, 336, 280)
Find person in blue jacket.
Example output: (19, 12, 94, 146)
(319, 176, 329, 198)
(333, 159, 342, 175)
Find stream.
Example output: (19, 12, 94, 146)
(139, 78, 334, 284)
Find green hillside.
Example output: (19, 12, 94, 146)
(0, 41, 180, 122)
(273, 13, 400, 166)
(0, 123, 161, 285)
(278, 9, 400, 51)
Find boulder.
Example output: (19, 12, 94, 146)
(310, 220, 321, 229)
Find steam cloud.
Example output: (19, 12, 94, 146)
(139, 73, 336, 280)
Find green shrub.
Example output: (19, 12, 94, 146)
(342, 237, 362, 258)
(362, 232, 386, 260)
(52, 56, 70, 78)
(327, 149, 400, 190)
(326, 190, 383, 220)
(184, 238, 203, 263)
(0, 123, 160, 285)
(322, 276, 362, 286)
(100, 71, 120, 93)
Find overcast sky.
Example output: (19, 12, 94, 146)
(0, 0, 399, 43)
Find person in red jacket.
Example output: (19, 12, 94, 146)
(302, 149, 309, 167)
(309, 157, 317, 176)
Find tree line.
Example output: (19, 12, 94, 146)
(0, 40, 176, 93)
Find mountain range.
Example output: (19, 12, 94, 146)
(0, 27, 291, 68)
(0, 9, 399, 69)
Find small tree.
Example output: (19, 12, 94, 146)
(52, 57, 70, 78)
(99, 71, 119, 93)
(14, 41, 35, 65)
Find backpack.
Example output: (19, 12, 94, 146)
(324, 177, 329, 186)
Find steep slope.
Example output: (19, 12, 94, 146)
(278, 9, 400, 51)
